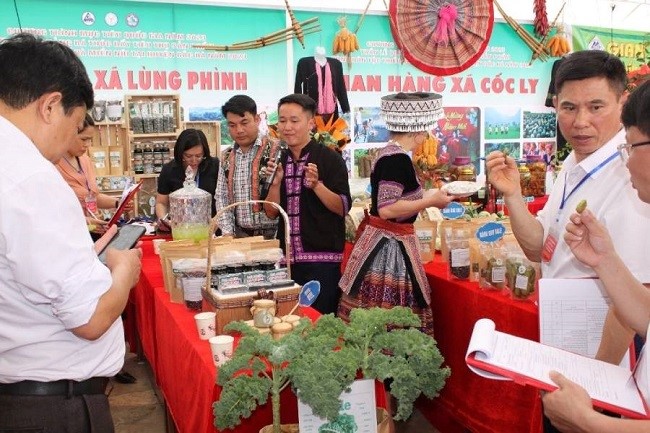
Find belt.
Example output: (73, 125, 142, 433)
(0, 377, 109, 397)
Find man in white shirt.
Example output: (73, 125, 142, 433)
(486, 50, 650, 433)
(0, 33, 141, 433)
(543, 79, 650, 433)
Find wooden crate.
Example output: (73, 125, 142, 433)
(184, 121, 221, 158)
(202, 284, 301, 334)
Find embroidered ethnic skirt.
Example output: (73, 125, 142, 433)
(338, 215, 434, 337)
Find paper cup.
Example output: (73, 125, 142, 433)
(209, 335, 234, 367)
(152, 238, 166, 255)
(194, 312, 216, 340)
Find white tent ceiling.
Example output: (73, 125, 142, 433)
(132, 0, 650, 33)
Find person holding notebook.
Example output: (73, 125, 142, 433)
(542, 79, 650, 433)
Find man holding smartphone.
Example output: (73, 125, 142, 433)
(0, 34, 142, 432)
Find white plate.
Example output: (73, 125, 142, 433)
(442, 181, 481, 197)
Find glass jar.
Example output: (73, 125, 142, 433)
(169, 167, 212, 242)
(526, 155, 546, 197)
(450, 156, 474, 182)
(518, 164, 531, 197)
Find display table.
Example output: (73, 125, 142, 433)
(419, 256, 542, 433)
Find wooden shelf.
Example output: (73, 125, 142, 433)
(134, 173, 160, 179)
(93, 120, 124, 126)
(130, 132, 179, 139)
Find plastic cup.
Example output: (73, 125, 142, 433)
(209, 335, 234, 367)
(194, 312, 216, 340)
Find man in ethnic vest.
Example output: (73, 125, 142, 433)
(215, 95, 280, 239)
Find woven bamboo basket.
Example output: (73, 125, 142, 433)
(201, 200, 302, 334)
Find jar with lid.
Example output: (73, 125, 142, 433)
(518, 163, 532, 197)
(450, 156, 475, 182)
(526, 155, 546, 197)
(169, 166, 212, 242)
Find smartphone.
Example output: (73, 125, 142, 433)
(97, 224, 146, 264)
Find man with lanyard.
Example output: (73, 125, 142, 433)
(486, 50, 650, 432)
(263, 93, 351, 315)
(216, 95, 280, 239)
(0, 33, 142, 432)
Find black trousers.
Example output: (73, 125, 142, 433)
(291, 261, 341, 316)
(0, 393, 114, 433)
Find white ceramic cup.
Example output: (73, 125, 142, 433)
(194, 312, 216, 340)
(209, 335, 234, 367)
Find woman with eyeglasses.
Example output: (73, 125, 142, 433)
(55, 113, 134, 238)
(156, 128, 219, 231)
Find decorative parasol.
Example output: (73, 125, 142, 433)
(389, 0, 494, 76)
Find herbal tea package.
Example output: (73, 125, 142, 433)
(505, 252, 538, 301)
(414, 220, 437, 263)
(474, 221, 508, 290)
(447, 229, 470, 281)
(478, 241, 507, 291)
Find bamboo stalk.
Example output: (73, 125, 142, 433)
(194, 20, 320, 51)
(354, 0, 374, 34)
(494, 0, 548, 61)
(284, 0, 305, 48)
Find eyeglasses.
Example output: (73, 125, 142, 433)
(182, 154, 206, 162)
(617, 140, 650, 163)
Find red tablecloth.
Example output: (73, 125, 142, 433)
(419, 256, 543, 433)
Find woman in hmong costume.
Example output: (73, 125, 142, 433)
(338, 92, 452, 337)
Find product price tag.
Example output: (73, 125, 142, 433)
(476, 222, 506, 243)
(441, 202, 465, 220)
(299, 280, 321, 306)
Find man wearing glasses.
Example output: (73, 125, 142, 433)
(486, 50, 650, 433)
(156, 128, 220, 230)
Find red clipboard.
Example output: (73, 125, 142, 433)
(107, 181, 143, 227)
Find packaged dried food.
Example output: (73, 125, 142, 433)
(479, 242, 507, 291)
(448, 229, 470, 280)
(505, 254, 537, 300)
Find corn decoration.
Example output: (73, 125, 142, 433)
(333, 16, 359, 67)
(546, 24, 571, 57)
(413, 134, 439, 170)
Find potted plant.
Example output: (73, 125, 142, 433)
(213, 307, 450, 433)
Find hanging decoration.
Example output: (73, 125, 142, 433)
(193, 0, 319, 51)
(533, 0, 549, 38)
(388, 0, 494, 76)
(546, 24, 571, 57)
(332, 16, 359, 62)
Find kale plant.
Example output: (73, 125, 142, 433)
(213, 307, 450, 432)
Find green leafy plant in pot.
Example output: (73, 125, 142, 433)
(213, 307, 450, 433)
